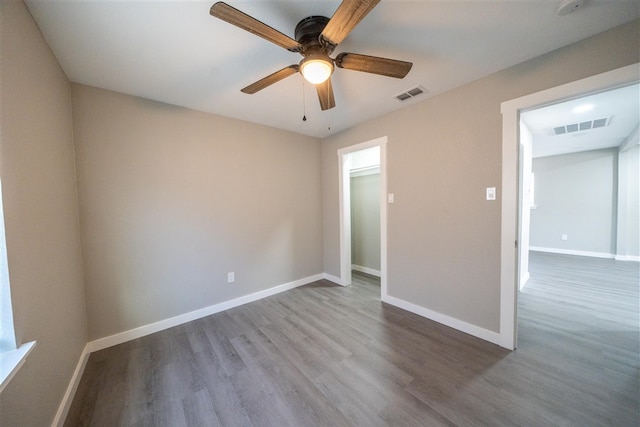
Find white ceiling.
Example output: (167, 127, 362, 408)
(522, 83, 639, 158)
(25, 0, 640, 138)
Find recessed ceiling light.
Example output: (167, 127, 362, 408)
(572, 103, 594, 114)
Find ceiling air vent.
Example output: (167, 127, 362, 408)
(552, 117, 611, 135)
(592, 118, 608, 128)
(395, 86, 427, 102)
(579, 121, 591, 131)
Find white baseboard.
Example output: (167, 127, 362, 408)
(520, 272, 530, 289)
(87, 274, 323, 353)
(322, 272, 344, 286)
(615, 255, 640, 262)
(52, 344, 90, 427)
(529, 246, 614, 259)
(351, 265, 381, 277)
(381, 294, 502, 347)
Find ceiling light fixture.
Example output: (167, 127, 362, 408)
(300, 54, 334, 85)
(572, 103, 594, 114)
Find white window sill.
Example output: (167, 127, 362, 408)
(0, 341, 36, 394)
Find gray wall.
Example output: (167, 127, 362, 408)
(1, 5, 638, 424)
(321, 21, 639, 332)
(71, 85, 323, 340)
(351, 173, 381, 272)
(0, 1, 88, 425)
(530, 148, 618, 255)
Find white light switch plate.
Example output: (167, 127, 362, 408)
(486, 187, 496, 201)
(388, 193, 395, 203)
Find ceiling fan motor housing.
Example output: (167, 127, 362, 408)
(295, 16, 332, 55)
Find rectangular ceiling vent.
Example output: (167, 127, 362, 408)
(552, 117, 611, 135)
(395, 86, 427, 102)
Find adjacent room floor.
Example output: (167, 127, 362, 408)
(65, 254, 639, 426)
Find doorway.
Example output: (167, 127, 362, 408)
(338, 136, 388, 299)
(518, 84, 639, 285)
(499, 63, 639, 350)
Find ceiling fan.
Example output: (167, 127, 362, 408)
(210, 0, 413, 111)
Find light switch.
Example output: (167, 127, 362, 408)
(388, 193, 395, 203)
(486, 187, 496, 201)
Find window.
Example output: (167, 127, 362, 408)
(529, 172, 536, 208)
(0, 180, 16, 353)
(0, 180, 36, 393)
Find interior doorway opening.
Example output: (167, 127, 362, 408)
(500, 63, 639, 350)
(518, 84, 639, 290)
(338, 136, 388, 299)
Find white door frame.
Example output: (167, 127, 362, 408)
(338, 136, 387, 298)
(499, 63, 639, 350)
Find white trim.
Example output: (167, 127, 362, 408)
(350, 166, 380, 177)
(87, 274, 323, 352)
(382, 295, 501, 346)
(52, 344, 90, 427)
(337, 136, 388, 298)
(615, 255, 640, 262)
(322, 272, 346, 286)
(379, 142, 388, 300)
(520, 272, 530, 288)
(500, 63, 640, 351)
(500, 99, 519, 350)
(338, 150, 353, 287)
(0, 341, 36, 394)
(530, 246, 615, 259)
(352, 265, 381, 277)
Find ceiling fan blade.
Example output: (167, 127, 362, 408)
(335, 52, 412, 78)
(210, 2, 301, 52)
(316, 78, 336, 111)
(241, 65, 299, 94)
(320, 0, 381, 47)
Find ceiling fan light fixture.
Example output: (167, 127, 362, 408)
(300, 54, 334, 84)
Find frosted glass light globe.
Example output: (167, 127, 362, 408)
(300, 56, 333, 84)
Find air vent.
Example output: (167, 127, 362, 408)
(592, 118, 608, 128)
(579, 121, 591, 131)
(552, 117, 611, 135)
(395, 86, 427, 102)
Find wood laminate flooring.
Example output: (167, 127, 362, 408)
(65, 253, 639, 426)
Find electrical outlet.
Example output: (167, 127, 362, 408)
(227, 272, 235, 283)
(561, 234, 568, 241)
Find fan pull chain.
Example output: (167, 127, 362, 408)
(302, 79, 307, 122)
